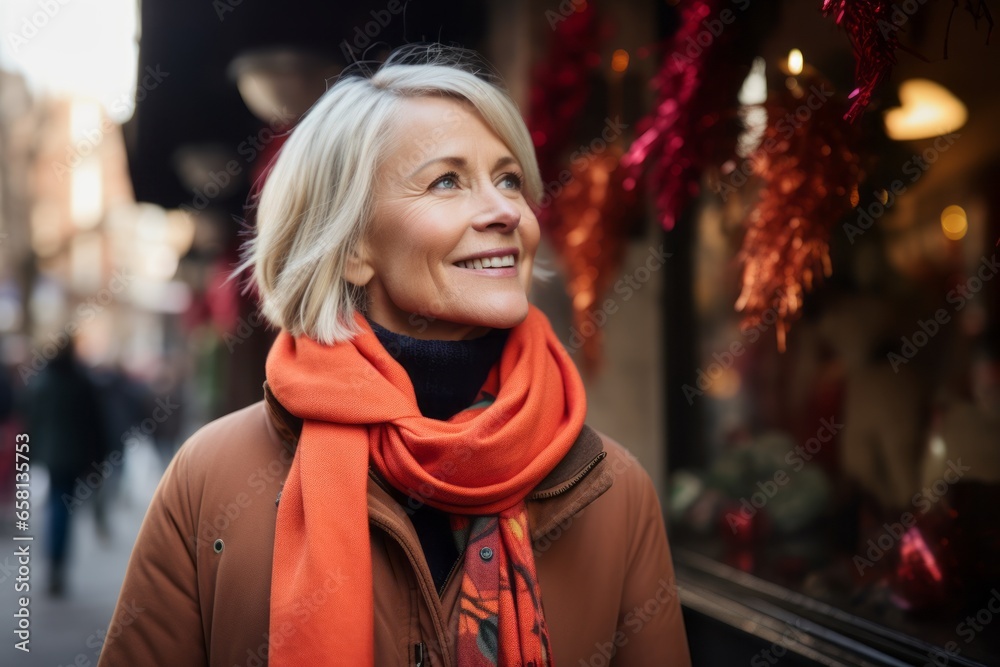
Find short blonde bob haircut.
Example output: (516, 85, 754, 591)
(234, 44, 544, 344)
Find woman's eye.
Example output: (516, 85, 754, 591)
(432, 172, 460, 190)
(499, 172, 523, 190)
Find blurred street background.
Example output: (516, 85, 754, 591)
(0, 440, 160, 666)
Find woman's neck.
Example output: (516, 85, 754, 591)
(367, 318, 510, 420)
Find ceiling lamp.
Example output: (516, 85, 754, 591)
(884, 79, 967, 141)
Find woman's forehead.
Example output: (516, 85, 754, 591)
(385, 97, 515, 170)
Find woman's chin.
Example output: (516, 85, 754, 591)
(483, 298, 532, 329)
(448, 299, 530, 332)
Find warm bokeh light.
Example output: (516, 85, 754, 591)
(940, 204, 968, 241)
(705, 367, 741, 399)
(787, 48, 803, 75)
(737, 57, 767, 106)
(611, 49, 629, 73)
(884, 79, 967, 141)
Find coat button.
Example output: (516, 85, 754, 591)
(479, 547, 493, 561)
(213, 539, 224, 554)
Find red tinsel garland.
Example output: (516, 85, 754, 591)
(736, 74, 863, 350)
(620, 1, 712, 231)
(622, 0, 742, 230)
(527, 4, 640, 372)
(821, 0, 902, 122)
(527, 3, 603, 202)
(546, 146, 638, 373)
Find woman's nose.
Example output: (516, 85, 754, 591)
(470, 185, 521, 233)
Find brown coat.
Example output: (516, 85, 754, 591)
(98, 383, 691, 666)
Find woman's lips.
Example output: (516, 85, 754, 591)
(455, 264, 517, 278)
(452, 250, 519, 277)
(453, 252, 518, 270)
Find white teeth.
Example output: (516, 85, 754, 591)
(457, 254, 517, 269)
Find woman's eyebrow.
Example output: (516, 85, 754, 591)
(408, 155, 519, 178)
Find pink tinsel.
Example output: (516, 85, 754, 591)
(621, 0, 739, 230)
(821, 0, 902, 122)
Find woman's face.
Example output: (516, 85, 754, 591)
(346, 96, 540, 340)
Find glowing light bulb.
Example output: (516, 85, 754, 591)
(787, 49, 804, 75)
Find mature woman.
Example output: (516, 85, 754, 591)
(99, 45, 690, 667)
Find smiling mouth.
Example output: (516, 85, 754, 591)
(454, 253, 517, 270)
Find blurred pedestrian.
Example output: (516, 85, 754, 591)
(0, 359, 14, 508)
(90, 362, 149, 542)
(26, 338, 108, 596)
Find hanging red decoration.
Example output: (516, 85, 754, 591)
(944, 0, 994, 56)
(621, 0, 742, 230)
(527, 3, 641, 373)
(735, 73, 863, 351)
(820, 0, 902, 122)
(546, 146, 638, 374)
(526, 2, 603, 203)
(823, 0, 994, 119)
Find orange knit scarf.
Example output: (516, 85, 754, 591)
(264, 304, 587, 666)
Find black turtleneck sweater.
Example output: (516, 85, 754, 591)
(368, 319, 510, 592)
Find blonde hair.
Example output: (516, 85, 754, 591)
(232, 44, 544, 344)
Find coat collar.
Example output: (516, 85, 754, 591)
(261, 380, 614, 541)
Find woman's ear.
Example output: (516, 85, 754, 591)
(344, 241, 376, 287)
